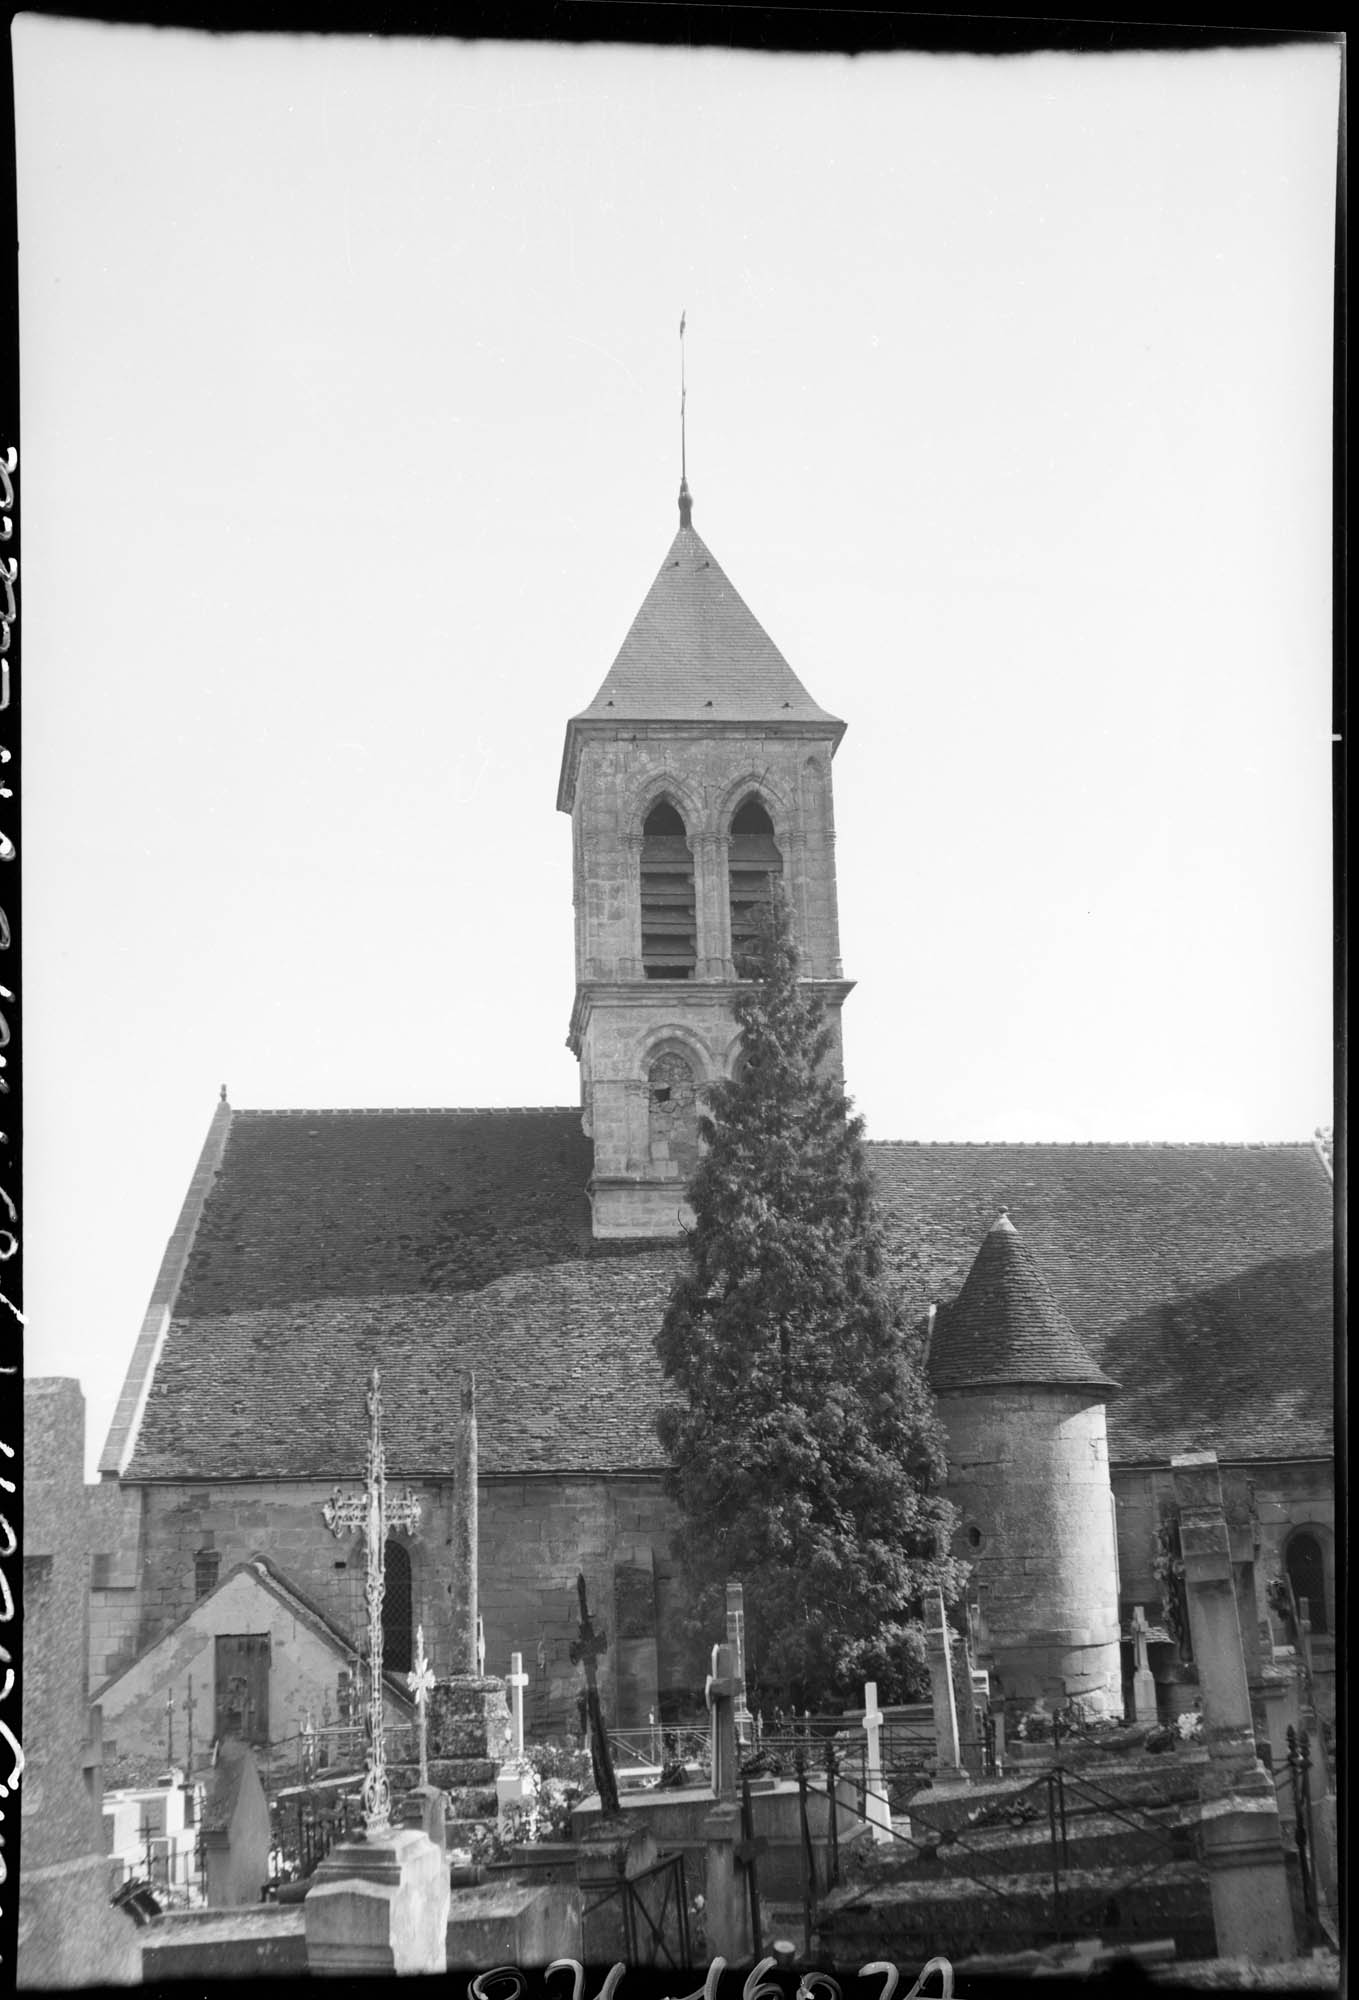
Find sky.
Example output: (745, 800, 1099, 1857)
(14, 23, 1340, 1478)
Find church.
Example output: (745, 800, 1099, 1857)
(86, 475, 1335, 1762)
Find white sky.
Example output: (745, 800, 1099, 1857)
(15, 23, 1339, 1477)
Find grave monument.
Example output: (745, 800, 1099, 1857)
(303, 1370, 449, 1977)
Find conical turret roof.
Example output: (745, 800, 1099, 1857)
(929, 1212, 1119, 1395)
(573, 521, 842, 729)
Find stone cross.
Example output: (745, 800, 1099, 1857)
(321, 1367, 422, 1837)
(1129, 1605, 1158, 1724)
(861, 1681, 893, 1843)
(406, 1624, 435, 1789)
(705, 1642, 739, 1804)
(506, 1651, 530, 1760)
(570, 1573, 619, 1815)
(725, 1581, 753, 1746)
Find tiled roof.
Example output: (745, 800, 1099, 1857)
(571, 525, 841, 727)
(117, 1114, 1334, 1480)
(928, 1213, 1119, 1394)
(128, 1257, 683, 1481)
(867, 1143, 1333, 1463)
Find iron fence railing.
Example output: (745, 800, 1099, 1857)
(581, 1850, 692, 1968)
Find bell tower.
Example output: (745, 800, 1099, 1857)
(557, 482, 853, 1238)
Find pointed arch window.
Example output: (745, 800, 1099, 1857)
(641, 801, 696, 980)
(728, 796, 782, 976)
(1284, 1529, 1328, 1635)
(382, 1539, 414, 1673)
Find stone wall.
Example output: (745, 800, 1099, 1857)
(479, 1473, 683, 1731)
(1111, 1460, 1334, 1619)
(97, 1470, 686, 1740)
(94, 1561, 413, 1766)
(115, 1476, 470, 1682)
(941, 1385, 1121, 1712)
(19, 1381, 142, 1988)
(568, 725, 850, 1237)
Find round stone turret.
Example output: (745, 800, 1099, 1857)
(929, 1212, 1123, 1719)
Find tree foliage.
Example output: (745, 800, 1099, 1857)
(655, 891, 964, 1707)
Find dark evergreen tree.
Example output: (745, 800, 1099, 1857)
(655, 891, 964, 1708)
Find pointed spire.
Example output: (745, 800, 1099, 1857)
(678, 309, 693, 529)
(929, 1210, 1118, 1394)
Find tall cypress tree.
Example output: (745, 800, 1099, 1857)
(655, 892, 963, 1708)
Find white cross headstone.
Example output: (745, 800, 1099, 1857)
(862, 1681, 893, 1843)
(506, 1651, 529, 1759)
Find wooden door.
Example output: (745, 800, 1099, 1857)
(215, 1633, 271, 1745)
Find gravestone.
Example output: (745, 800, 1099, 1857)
(199, 1738, 271, 1907)
(924, 1589, 967, 1784)
(861, 1682, 893, 1843)
(17, 1380, 142, 1988)
(725, 1580, 753, 1746)
(1127, 1606, 1158, 1723)
(701, 1642, 753, 1961)
(1172, 1452, 1295, 1964)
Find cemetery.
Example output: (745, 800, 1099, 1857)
(20, 1362, 1341, 1990)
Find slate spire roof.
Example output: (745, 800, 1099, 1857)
(929, 1210, 1120, 1395)
(570, 514, 842, 730)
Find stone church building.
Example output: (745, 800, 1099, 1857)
(88, 482, 1335, 1755)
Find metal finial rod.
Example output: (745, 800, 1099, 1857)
(680, 309, 687, 483)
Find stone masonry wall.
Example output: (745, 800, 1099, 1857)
(123, 1477, 469, 1681)
(572, 729, 844, 986)
(942, 1385, 1122, 1711)
(479, 1473, 679, 1734)
(102, 1471, 683, 1741)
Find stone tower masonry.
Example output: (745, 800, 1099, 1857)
(929, 1212, 1124, 1719)
(557, 481, 853, 1238)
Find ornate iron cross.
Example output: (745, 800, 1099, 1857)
(321, 1367, 421, 1837)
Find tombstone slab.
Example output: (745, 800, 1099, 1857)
(304, 1826, 450, 1976)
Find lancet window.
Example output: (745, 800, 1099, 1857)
(728, 796, 783, 975)
(382, 1538, 414, 1673)
(640, 800, 697, 980)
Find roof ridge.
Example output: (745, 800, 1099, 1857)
(233, 1105, 581, 1118)
(866, 1138, 1319, 1150)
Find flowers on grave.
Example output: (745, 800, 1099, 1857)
(1014, 1704, 1052, 1742)
(1175, 1706, 1204, 1743)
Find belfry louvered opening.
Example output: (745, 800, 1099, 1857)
(640, 800, 696, 979)
(729, 796, 782, 974)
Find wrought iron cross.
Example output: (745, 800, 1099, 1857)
(184, 1676, 197, 1775)
(321, 1367, 421, 1837)
(406, 1623, 435, 1789)
(570, 1572, 619, 1815)
(165, 1687, 175, 1766)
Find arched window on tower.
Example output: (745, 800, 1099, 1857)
(1284, 1528, 1328, 1635)
(647, 1049, 700, 1179)
(640, 801, 696, 980)
(728, 796, 783, 976)
(383, 1539, 414, 1673)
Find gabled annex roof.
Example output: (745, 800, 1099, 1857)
(928, 1211, 1119, 1394)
